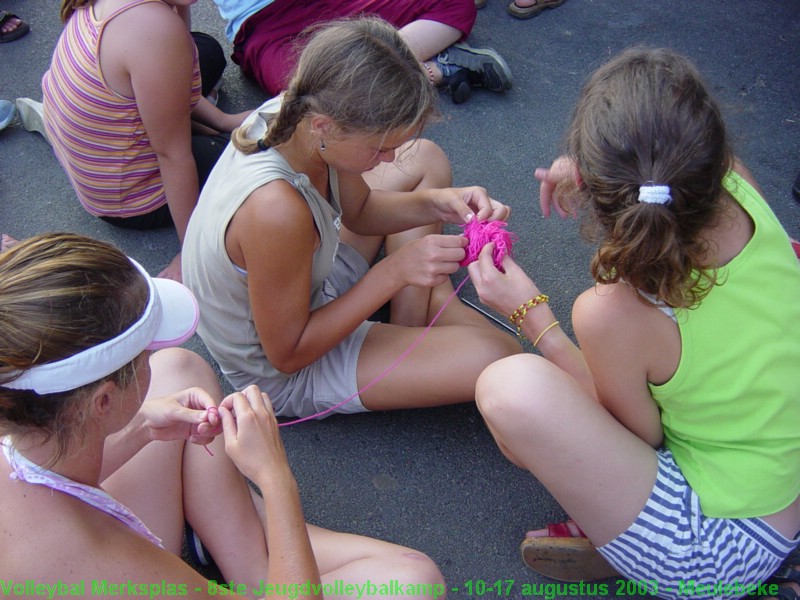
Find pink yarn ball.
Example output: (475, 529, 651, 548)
(459, 219, 517, 269)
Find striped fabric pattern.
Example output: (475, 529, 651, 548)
(42, 0, 201, 217)
(598, 450, 797, 600)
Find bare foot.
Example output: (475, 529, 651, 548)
(1, 15, 24, 35)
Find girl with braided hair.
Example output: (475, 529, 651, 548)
(468, 47, 800, 594)
(182, 16, 521, 419)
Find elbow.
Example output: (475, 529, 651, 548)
(269, 352, 305, 375)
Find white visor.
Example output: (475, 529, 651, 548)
(2, 258, 199, 395)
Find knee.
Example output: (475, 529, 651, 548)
(151, 347, 204, 371)
(475, 353, 560, 429)
(407, 138, 452, 188)
(149, 348, 220, 393)
(385, 550, 446, 592)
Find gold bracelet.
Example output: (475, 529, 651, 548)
(533, 320, 560, 347)
(509, 294, 549, 338)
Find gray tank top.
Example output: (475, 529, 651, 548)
(182, 96, 342, 387)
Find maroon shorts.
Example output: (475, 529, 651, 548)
(232, 0, 477, 96)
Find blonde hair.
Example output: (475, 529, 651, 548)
(566, 47, 732, 309)
(232, 16, 437, 154)
(0, 233, 148, 462)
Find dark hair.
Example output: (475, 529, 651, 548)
(233, 16, 438, 154)
(567, 47, 732, 308)
(0, 233, 148, 461)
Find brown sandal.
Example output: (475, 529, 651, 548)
(507, 0, 567, 19)
(520, 520, 620, 582)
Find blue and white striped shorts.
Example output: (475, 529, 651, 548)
(597, 449, 798, 600)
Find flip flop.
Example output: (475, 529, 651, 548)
(0, 11, 30, 43)
(0, 100, 15, 130)
(507, 0, 567, 19)
(15, 98, 49, 143)
(520, 520, 620, 582)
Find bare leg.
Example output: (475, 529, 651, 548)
(360, 138, 454, 327)
(309, 524, 445, 599)
(245, 486, 446, 598)
(103, 349, 269, 596)
(400, 19, 462, 65)
(475, 354, 657, 546)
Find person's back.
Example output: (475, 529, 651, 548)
(649, 169, 800, 518)
(469, 47, 800, 591)
(42, 0, 201, 218)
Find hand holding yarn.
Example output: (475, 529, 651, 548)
(389, 234, 468, 288)
(467, 242, 549, 330)
(432, 186, 511, 224)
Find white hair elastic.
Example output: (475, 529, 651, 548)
(638, 184, 672, 204)
(1, 258, 199, 395)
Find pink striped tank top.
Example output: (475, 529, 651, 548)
(42, 0, 202, 217)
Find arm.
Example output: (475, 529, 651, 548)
(227, 181, 466, 373)
(190, 96, 253, 134)
(572, 286, 666, 448)
(337, 170, 511, 236)
(120, 5, 198, 245)
(468, 244, 596, 397)
(220, 386, 321, 596)
(100, 388, 221, 482)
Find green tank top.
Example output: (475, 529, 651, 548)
(649, 171, 800, 518)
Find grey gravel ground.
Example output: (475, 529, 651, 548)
(1, 1, 799, 598)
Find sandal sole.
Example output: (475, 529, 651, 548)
(521, 537, 620, 582)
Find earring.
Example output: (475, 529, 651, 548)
(320, 139, 326, 152)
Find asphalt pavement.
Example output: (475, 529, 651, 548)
(1, 1, 799, 598)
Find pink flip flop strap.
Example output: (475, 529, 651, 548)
(546, 519, 587, 538)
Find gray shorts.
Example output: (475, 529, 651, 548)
(598, 449, 798, 600)
(248, 243, 376, 419)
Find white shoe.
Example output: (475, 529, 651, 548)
(15, 97, 50, 144)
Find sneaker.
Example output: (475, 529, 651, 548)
(448, 69, 473, 104)
(15, 97, 50, 144)
(437, 43, 513, 93)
